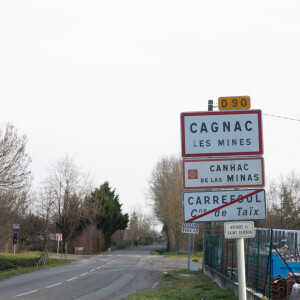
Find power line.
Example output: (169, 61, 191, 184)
(264, 113, 300, 122)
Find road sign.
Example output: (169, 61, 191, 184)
(180, 110, 263, 158)
(13, 233, 18, 244)
(182, 157, 265, 190)
(224, 221, 255, 239)
(218, 96, 250, 110)
(56, 233, 62, 241)
(182, 222, 199, 234)
(13, 224, 20, 231)
(183, 189, 266, 222)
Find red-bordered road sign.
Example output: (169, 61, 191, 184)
(183, 189, 266, 222)
(182, 157, 265, 190)
(180, 110, 263, 158)
(56, 233, 62, 241)
(182, 222, 199, 234)
(182, 222, 199, 229)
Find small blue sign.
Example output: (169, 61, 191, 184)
(13, 233, 18, 244)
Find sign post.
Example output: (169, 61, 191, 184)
(237, 238, 246, 300)
(56, 233, 62, 254)
(188, 233, 191, 272)
(180, 98, 264, 300)
(224, 221, 255, 300)
(12, 224, 20, 254)
(13, 233, 18, 254)
(182, 223, 199, 271)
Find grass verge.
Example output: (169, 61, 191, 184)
(127, 269, 238, 300)
(151, 248, 203, 260)
(0, 252, 73, 280)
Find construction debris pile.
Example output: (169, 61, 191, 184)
(271, 274, 300, 300)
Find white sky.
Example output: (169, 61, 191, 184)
(1, 0, 300, 219)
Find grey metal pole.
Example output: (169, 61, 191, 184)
(202, 100, 214, 270)
(188, 233, 191, 272)
(237, 238, 247, 300)
(193, 234, 195, 254)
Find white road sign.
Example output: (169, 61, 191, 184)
(183, 189, 266, 222)
(181, 222, 199, 234)
(13, 224, 20, 231)
(224, 221, 255, 239)
(183, 157, 265, 190)
(180, 110, 263, 157)
(56, 233, 62, 241)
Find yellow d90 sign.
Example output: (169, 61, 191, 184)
(218, 96, 251, 110)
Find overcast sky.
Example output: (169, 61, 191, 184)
(1, 1, 300, 220)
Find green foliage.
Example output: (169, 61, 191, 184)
(145, 236, 154, 245)
(74, 181, 129, 250)
(96, 182, 129, 249)
(0, 252, 73, 279)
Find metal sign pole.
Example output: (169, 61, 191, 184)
(193, 234, 195, 254)
(237, 238, 247, 300)
(188, 233, 191, 272)
(202, 100, 213, 269)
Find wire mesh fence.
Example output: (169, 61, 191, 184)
(205, 228, 300, 299)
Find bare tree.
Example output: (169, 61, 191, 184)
(259, 172, 300, 230)
(127, 210, 155, 245)
(0, 123, 32, 251)
(148, 155, 183, 252)
(0, 123, 32, 192)
(43, 156, 92, 253)
(33, 187, 56, 250)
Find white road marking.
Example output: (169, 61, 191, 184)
(89, 269, 96, 272)
(80, 272, 88, 276)
(15, 290, 39, 297)
(46, 282, 62, 288)
(67, 277, 78, 281)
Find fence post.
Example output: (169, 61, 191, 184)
(269, 229, 273, 300)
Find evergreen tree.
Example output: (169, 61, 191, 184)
(88, 182, 129, 249)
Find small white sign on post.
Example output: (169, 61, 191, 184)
(56, 233, 62, 241)
(224, 221, 255, 239)
(182, 222, 199, 234)
(13, 224, 20, 231)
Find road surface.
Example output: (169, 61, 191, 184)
(0, 244, 187, 300)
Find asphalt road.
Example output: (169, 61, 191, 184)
(0, 244, 187, 300)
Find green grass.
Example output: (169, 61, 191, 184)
(127, 269, 238, 300)
(151, 248, 203, 260)
(0, 252, 73, 280)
